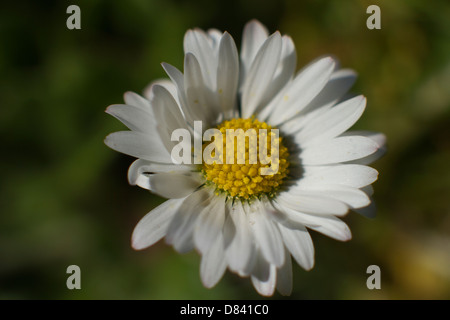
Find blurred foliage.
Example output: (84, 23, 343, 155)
(0, 0, 449, 299)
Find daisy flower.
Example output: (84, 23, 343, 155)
(104, 20, 386, 296)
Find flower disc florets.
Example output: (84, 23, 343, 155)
(202, 118, 290, 200)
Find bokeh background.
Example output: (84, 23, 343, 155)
(1, 0, 449, 299)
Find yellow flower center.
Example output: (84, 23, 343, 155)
(202, 118, 289, 200)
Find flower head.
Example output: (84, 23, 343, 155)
(105, 20, 386, 296)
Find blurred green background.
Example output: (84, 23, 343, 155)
(1, 0, 449, 299)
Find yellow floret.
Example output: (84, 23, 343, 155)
(202, 117, 290, 200)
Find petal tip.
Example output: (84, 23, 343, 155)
(103, 133, 113, 146)
(131, 235, 145, 251)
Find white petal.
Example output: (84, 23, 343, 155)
(123, 91, 152, 112)
(348, 148, 386, 165)
(184, 29, 217, 87)
(131, 198, 185, 250)
(225, 202, 254, 275)
(249, 249, 269, 281)
(141, 171, 203, 199)
(241, 32, 282, 118)
(272, 201, 352, 241)
(278, 223, 315, 270)
(161, 62, 197, 124)
(151, 84, 192, 154)
(326, 185, 371, 209)
(303, 68, 357, 114)
(340, 131, 387, 165)
(248, 202, 285, 267)
(278, 69, 357, 134)
(300, 136, 380, 165)
(265, 202, 305, 228)
(165, 189, 212, 253)
(222, 203, 235, 250)
(128, 159, 195, 186)
(341, 130, 386, 147)
(306, 215, 352, 241)
(184, 53, 217, 123)
(279, 104, 332, 136)
(149, 84, 190, 152)
(288, 184, 371, 209)
(194, 197, 226, 254)
(207, 28, 223, 50)
(277, 191, 349, 216)
(152, 84, 189, 130)
(105, 104, 156, 134)
(257, 78, 291, 121)
(217, 32, 239, 115)
(251, 260, 276, 297)
(256, 35, 297, 115)
(268, 56, 336, 125)
(300, 164, 379, 188)
(271, 35, 297, 90)
(276, 249, 293, 296)
(143, 78, 180, 106)
(296, 95, 366, 147)
(240, 19, 269, 78)
(104, 131, 172, 163)
(200, 233, 227, 288)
